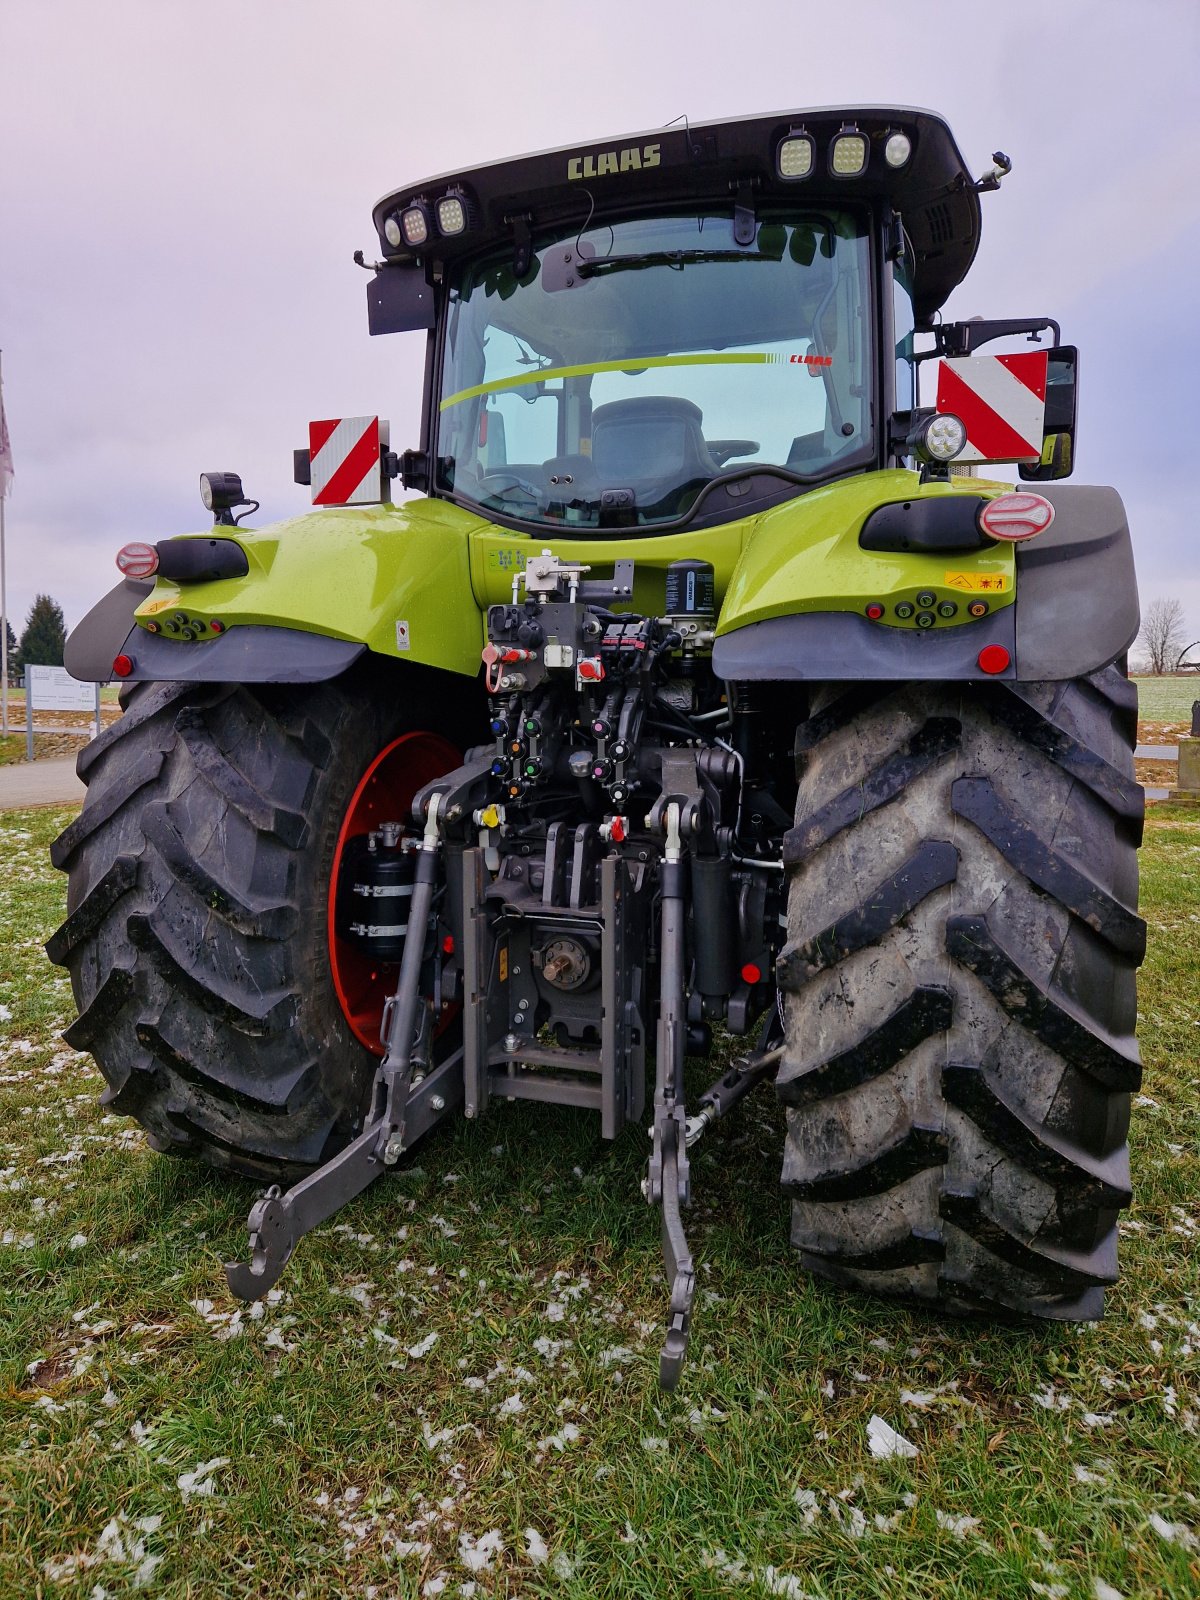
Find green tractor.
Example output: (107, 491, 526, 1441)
(50, 108, 1144, 1387)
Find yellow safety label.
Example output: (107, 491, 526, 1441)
(498, 946, 508, 983)
(139, 597, 175, 614)
(944, 571, 1010, 593)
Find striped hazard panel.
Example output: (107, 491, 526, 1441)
(936, 351, 1047, 464)
(309, 416, 387, 506)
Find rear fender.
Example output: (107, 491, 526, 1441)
(712, 476, 1137, 683)
(65, 499, 490, 684)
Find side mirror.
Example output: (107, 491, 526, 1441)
(1019, 345, 1077, 481)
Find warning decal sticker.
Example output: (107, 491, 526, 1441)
(944, 571, 1011, 593)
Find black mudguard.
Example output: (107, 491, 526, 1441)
(1013, 485, 1139, 679)
(65, 580, 365, 685)
(712, 484, 1138, 684)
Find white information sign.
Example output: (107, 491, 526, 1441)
(27, 664, 97, 712)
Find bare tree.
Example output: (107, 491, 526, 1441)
(1139, 597, 1186, 675)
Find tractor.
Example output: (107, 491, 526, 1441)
(50, 108, 1144, 1387)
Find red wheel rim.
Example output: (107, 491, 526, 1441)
(328, 730, 460, 1054)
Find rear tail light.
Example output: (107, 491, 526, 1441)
(111, 654, 135, 678)
(978, 492, 1055, 542)
(116, 542, 159, 578)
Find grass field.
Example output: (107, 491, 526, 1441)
(1, 804, 1198, 1599)
(1132, 678, 1200, 733)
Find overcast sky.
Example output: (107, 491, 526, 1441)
(2, 0, 1198, 650)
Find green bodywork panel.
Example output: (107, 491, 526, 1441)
(719, 470, 1015, 631)
(135, 499, 491, 675)
(133, 471, 1016, 675)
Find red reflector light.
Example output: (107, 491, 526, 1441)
(741, 962, 763, 985)
(112, 654, 134, 678)
(115, 541, 159, 578)
(441, 934, 455, 956)
(977, 645, 1011, 675)
(977, 492, 1055, 542)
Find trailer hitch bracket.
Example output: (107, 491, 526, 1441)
(225, 796, 461, 1300)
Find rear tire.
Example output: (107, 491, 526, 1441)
(777, 666, 1144, 1318)
(47, 670, 463, 1182)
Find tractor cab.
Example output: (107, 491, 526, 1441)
(364, 108, 1074, 535)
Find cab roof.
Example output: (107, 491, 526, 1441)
(373, 107, 983, 321)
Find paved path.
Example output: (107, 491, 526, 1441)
(0, 745, 1178, 813)
(1136, 744, 1179, 760)
(0, 757, 85, 809)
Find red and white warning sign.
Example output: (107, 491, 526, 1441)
(935, 351, 1047, 464)
(308, 415, 388, 506)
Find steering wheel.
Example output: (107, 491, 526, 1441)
(707, 439, 760, 467)
(483, 472, 542, 502)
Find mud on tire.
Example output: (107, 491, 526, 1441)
(47, 670, 465, 1182)
(777, 665, 1145, 1318)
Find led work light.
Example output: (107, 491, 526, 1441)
(436, 191, 468, 235)
(777, 132, 814, 179)
(905, 412, 968, 465)
(830, 128, 868, 176)
(199, 472, 256, 527)
(401, 202, 432, 248)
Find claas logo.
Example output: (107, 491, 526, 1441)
(567, 143, 661, 180)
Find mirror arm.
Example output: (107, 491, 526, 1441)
(915, 316, 1061, 359)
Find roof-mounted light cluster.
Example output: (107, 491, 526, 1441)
(383, 186, 478, 254)
(777, 123, 913, 181)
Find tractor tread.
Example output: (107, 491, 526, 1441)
(939, 1189, 1119, 1290)
(784, 717, 961, 863)
(777, 985, 952, 1106)
(44, 855, 139, 966)
(800, 1228, 945, 1272)
(782, 671, 1143, 1319)
(782, 1123, 949, 1201)
(985, 687, 1144, 828)
(140, 801, 298, 939)
(778, 839, 958, 986)
(942, 1061, 1131, 1210)
(48, 671, 451, 1180)
(127, 911, 296, 1033)
(946, 913, 1141, 1090)
(49, 747, 165, 870)
(173, 710, 309, 848)
(62, 964, 136, 1052)
(951, 775, 1145, 958)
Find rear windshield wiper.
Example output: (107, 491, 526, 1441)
(578, 249, 777, 277)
